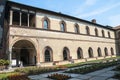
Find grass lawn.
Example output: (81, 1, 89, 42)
(65, 61, 118, 74)
(63, 56, 120, 68)
(0, 72, 18, 79)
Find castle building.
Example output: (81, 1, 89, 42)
(0, 0, 120, 67)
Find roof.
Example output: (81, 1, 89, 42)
(7, 1, 115, 31)
(113, 25, 120, 30)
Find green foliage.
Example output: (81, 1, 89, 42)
(65, 61, 118, 74)
(14, 66, 61, 75)
(0, 72, 18, 80)
(63, 56, 120, 68)
(0, 59, 10, 66)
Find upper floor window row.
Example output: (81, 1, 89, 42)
(10, 10, 112, 38)
(42, 17, 112, 39)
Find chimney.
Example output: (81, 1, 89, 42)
(91, 19, 96, 23)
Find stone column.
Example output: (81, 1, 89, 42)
(20, 12, 22, 26)
(9, 10, 13, 25)
(9, 47, 12, 69)
(28, 14, 30, 27)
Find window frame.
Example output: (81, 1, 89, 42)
(86, 26, 90, 35)
(60, 21, 66, 32)
(42, 17, 50, 30)
(74, 24, 80, 34)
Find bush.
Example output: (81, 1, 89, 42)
(0, 59, 5, 66)
(8, 73, 30, 80)
(65, 61, 118, 74)
(47, 73, 71, 80)
(14, 66, 61, 75)
(0, 59, 10, 66)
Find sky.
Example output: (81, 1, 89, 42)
(10, 0, 120, 27)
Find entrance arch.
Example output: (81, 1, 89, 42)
(12, 40, 37, 66)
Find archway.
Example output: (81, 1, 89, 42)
(77, 47, 83, 59)
(12, 40, 37, 66)
(44, 46, 53, 62)
(88, 47, 94, 58)
(97, 48, 102, 57)
(63, 47, 70, 60)
(104, 47, 108, 56)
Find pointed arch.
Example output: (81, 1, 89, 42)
(111, 47, 114, 55)
(102, 30, 105, 37)
(104, 47, 108, 56)
(88, 47, 93, 58)
(97, 47, 102, 57)
(63, 47, 70, 60)
(95, 28, 98, 36)
(42, 17, 50, 30)
(60, 21, 66, 32)
(44, 46, 53, 62)
(86, 26, 90, 35)
(77, 47, 83, 59)
(74, 23, 80, 33)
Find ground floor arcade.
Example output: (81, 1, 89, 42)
(8, 37, 116, 68)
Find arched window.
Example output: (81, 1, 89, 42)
(102, 30, 105, 37)
(86, 26, 90, 35)
(88, 47, 93, 58)
(111, 48, 114, 55)
(95, 28, 98, 36)
(60, 21, 66, 32)
(108, 32, 111, 38)
(63, 47, 70, 60)
(75, 24, 79, 33)
(77, 47, 83, 59)
(44, 46, 53, 62)
(43, 17, 50, 30)
(104, 47, 108, 56)
(97, 47, 102, 57)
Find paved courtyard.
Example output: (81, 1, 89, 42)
(29, 66, 118, 80)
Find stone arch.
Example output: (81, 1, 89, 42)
(63, 47, 70, 60)
(95, 28, 98, 36)
(97, 47, 102, 57)
(74, 23, 80, 33)
(104, 47, 108, 56)
(10, 38, 38, 50)
(43, 46, 53, 62)
(86, 26, 90, 35)
(59, 20, 67, 32)
(88, 47, 94, 58)
(102, 30, 105, 37)
(12, 39, 37, 66)
(42, 16, 50, 30)
(77, 47, 83, 59)
(111, 47, 114, 55)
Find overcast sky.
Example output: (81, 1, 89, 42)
(11, 0, 120, 27)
